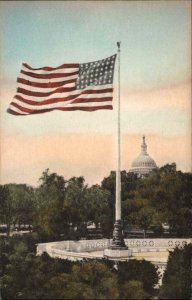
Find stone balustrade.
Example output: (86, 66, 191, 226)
(124, 238, 191, 251)
(37, 238, 191, 256)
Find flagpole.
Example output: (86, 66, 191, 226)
(109, 42, 127, 249)
(116, 41, 121, 221)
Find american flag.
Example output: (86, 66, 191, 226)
(7, 54, 117, 116)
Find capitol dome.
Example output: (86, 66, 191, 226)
(129, 136, 157, 177)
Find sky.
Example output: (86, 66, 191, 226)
(0, 0, 191, 186)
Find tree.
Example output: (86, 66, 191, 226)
(0, 185, 13, 236)
(130, 206, 161, 237)
(1, 240, 31, 299)
(102, 171, 140, 232)
(63, 176, 87, 230)
(102, 171, 140, 203)
(45, 272, 72, 299)
(159, 244, 192, 299)
(125, 164, 192, 237)
(66, 260, 119, 299)
(84, 185, 112, 234)
(116, 259, 158, 295)
(1, 236, 74, 299)
(0, 184, 35, 236)
(6, 184, 35, 228)
(120, 280, 150, 300)
(1, 237, 119, 300)
(0, 238, 9, 280)
(33, 169, 67, 240)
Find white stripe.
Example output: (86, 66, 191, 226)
(22, 65, 79, 74)
(18, 73, 79, 83)
(10, 99, 112, 111)
(16, 84, 112, 101)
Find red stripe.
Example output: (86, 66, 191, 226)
(82, 88, 113, 95)
(17, 86, 76, 97)
(21, 69, 79, 79)
(17, 77, 76, 88)
(10, 102, 113, 114)
(23, 63, 79, 71)
(73, 97, 112, 104)
(58, 106, 113, 112)
(7, 108, 25, 115)
(15, 94, 78, 105)
(16, 87, 112, 98)
(15, 95, 112, 106)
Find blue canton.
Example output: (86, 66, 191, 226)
(76, 55, 116, 90)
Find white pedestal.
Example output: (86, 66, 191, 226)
(104, 248, 132, 260)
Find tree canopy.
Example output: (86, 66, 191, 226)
(159, 244, 192, 299)
(1, 236, 159, 299)
(0, 163, 191, 240)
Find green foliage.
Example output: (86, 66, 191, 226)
(120, 280, 150, 299)
(0, 185, 13, 236)
(1, 165, 191, 240)
(1, 236, 74, 299)
(7, 183, 35, 227)
(102, 171, 140, 202)
(102, 171, 140, 233)
(63, 176, 87, 227)
(125, 164, 192, 236)
(84, 185, 112, 234)
(116, 259, 158, 294)
(0, 184, 35, 236)
(65, 260, 119, 299)
(159, 244, 192, 299)
(1, 237, 159, 300)
(33, 169, 67, 240)
(1, 165, 191, 299)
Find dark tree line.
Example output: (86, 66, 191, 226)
(0, 163, 191, 240)
(1, 235, 190, 299)
(0, 235, 158, 299)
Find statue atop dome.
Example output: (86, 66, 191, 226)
(141, 135, 147, 155)
(129, 136, 157, 177)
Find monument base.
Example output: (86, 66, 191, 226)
(104, 248, 132, 259)
(104, 220, 132, 259)
(109, 219, 128, 249)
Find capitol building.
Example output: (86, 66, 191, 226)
(129, 136, 158, 177)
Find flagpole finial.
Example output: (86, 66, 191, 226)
(117, 42, 121, 51)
